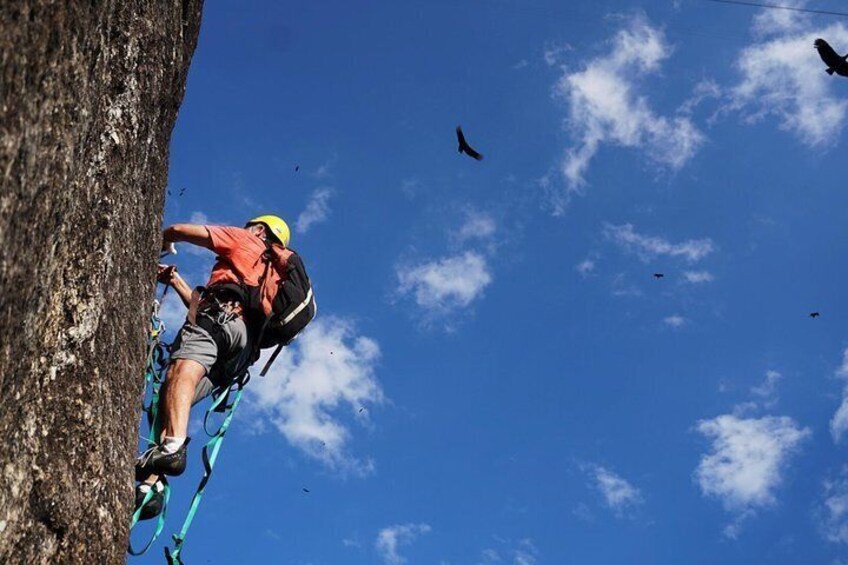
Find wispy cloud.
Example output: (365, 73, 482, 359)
(454, 210, 496, 245)
(820, 467, 848, 544)
(725, 6, 848, 146)
(683, 270, 715, 284)
(679, 79, 723, 116)
(375, 523, 431, 565)
(247, 317, 383, 476)
(189, 211, 209, 225)
(157, 292, 187, 335)
(589, 464, 644, 517)
(610, 272, 642, 298)
(751, 370, 782, 408)
(478, 539, 539, 565)
(543, 42, 572, 67)
(396, 252, 492, 317)
(695, 414, 810, 537)
(552, 16, 703, 207)
(296, 187, 333, 234)
(603, 223, 715, 263)
(312, 156, 338, 180)
(576, 258, 596, 276)
(830, 349, 848, 442)
(663, 315, 686, 329)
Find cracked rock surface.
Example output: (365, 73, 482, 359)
(0, 2, 202, 562)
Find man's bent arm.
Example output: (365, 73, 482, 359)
(170, 272, 194, 308)
(162, 224, 213, 251)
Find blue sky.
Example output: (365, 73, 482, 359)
(131, 1, 848, 563)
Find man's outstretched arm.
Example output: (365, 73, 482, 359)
(162, 224, 213, 252)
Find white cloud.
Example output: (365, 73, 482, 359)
(247, 317, 383, 476)
(679, 79, 723, 116)
(603, 223, 715, 263)
(821, 467, 848, 544)
(312, 156, 337, 180)
(543, 42, 572, 66)
(610, 272, 642, 298)
(751, 370, 782, 405)
(375, 523, 431, 565)
(664, 315, 686, 328)
(479, 548, 502, 564)
(396, 252, 492, 315)
(683, 270, 715, 284)
(695, 414, 810, 534)
(554, 17, 704, 197)
(455, 211, 496, 244)
(400, 178, 421, 198)
(576, 259, 596, 276)
(726, 8, 848, 146)
(296, 187, 333, 234)
(477, 539, 538, 565)
(189, 211, 209, 225)
(591, 465, 644, 516)
(513, 550, 537, 565)
(830, 349, 848, 442)
(156, 291, 187, 335)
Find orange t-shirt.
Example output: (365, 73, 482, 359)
(205, 226, 284, 316)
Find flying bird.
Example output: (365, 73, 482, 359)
(810, 312, 821, 318)
(302, 487, 310, 493)
(295, 165, 300, 172)
(456, 126, 483, 161)
(815, 39, 848, 77)
(653, 273, 664, 279)
(178, 187, 186, 196)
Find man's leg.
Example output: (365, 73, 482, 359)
(160, 358, 207, 439)
(135, 359, 206, 482)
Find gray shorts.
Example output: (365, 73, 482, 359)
(170, 312, 253, 391)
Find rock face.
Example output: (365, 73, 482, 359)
(0, 2, 202, 562)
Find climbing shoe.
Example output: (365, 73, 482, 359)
(135, 438, 190, 480)
(134, 478, 167, 521)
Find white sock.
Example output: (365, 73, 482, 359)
(160, 435, 186, 454)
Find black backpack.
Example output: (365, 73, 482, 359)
(209, 245, 316, 377)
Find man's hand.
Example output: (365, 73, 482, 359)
(161, 241, 177, 256)
(157, 264, 178, 286)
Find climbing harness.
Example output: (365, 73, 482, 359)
(129, 299, 247, 563)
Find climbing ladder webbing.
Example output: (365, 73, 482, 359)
(128, 302, 171, 556)
(129, 300, 248, 562)
(165, 381, 244, 564)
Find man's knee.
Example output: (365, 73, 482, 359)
(167, 358, 207, 386)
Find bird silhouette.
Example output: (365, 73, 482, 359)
(810, 312, 821, 318)
(653, 273, 664, 279)
(178, 187, 186, 196)
(295, 165, 300, 172)
(302, 487, 310, 493)
(456, 126, 483, 161)
(815, 39, 848, 77)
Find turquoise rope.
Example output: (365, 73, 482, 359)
(129, 302, 248, 562)
(128, 308, 171, 556)
(165, 383, 244, 565)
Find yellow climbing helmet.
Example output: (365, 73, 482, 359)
(247, 214, 291, 247)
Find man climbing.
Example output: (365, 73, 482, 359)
(134, 215, 293, 519)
